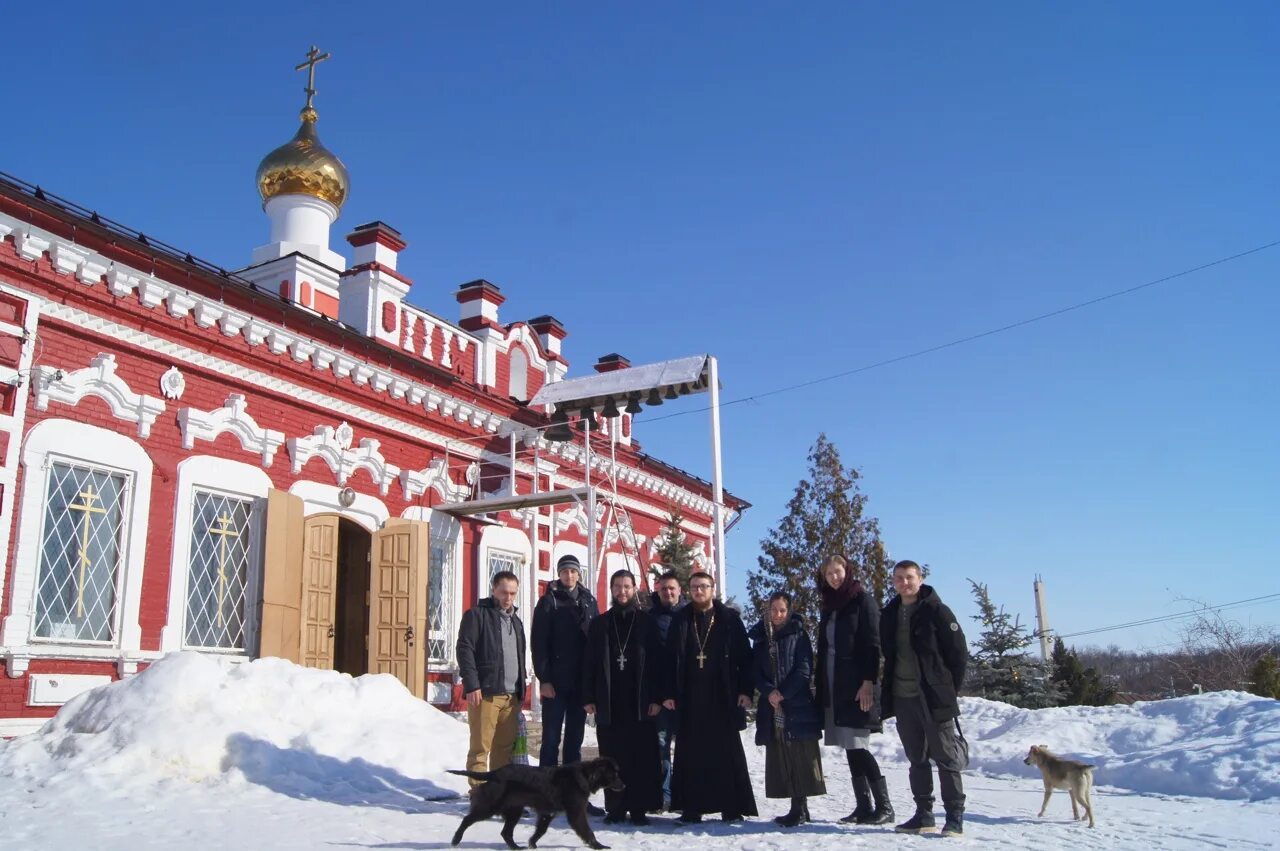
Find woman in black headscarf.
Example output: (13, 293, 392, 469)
(750, 591, 826, 826)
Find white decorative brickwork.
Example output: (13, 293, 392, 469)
(177, 394, 286, 467)
(32, 353, 166, 439)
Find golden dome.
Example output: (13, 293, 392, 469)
(256, 107, 349, 209)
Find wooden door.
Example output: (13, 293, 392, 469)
(301, 515, 340, 669)
(368, 520, 428, 697)
(260, 489, 304, 662)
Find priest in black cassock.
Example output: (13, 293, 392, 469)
(663, 569, 758, 825)
(583, 569, 664, 825)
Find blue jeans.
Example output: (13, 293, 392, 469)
(656, 706, 679, 805)
(539, 692, 586, 766)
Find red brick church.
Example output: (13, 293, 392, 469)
(0, 55, 745, 737)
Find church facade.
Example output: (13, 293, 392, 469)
(0, 76, 744, 737)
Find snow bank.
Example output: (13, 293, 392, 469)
(0, 653, 469, 806)
(4, 653, 1276, 810)
(861, 692, 1280, 801)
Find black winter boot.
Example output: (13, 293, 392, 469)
(941, 806, 964, 837)
(863, 776, 895, 825)
(895, 800, 938, 834)
(775, 797, 808, 827)
(840, 775, 874, 824)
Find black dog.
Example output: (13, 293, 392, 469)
(448, 758, 625, 850)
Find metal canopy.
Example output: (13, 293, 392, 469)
(526, 352, 728, 596)
(528, 354, 710, 410)
(436, 486, 591, 517)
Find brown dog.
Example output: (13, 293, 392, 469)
(449, 758, 625, 849)
(1023, 745, 1096, 828)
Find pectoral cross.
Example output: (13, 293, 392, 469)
(295, 45, 331, 111)
(68, 486, 106, 619)
(696, 650, 707, 669)
(208, 512, 240, 628)
(617, 652, 627, 671)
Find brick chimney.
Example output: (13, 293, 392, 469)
(338, 221, 412, 344)
(594, 353, 630, 373)
(456, 280, 505, 332)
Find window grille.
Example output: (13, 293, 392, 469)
(427, 538, 455, 663)
(487, 549, 521, 585)
(34, 461, 128, 643)
(184, 490, 260, 652)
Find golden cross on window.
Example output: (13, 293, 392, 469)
(208, 512, 241, 628)
(295, 45, 331, 111)
(68, 485, 107, 619)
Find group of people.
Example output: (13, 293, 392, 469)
(455, 553, 970, 837)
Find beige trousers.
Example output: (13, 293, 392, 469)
(466, 693, 520, 787)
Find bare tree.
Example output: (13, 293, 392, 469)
(1169, 597, 1278, 693)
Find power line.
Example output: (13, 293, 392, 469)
(1056, 592, 1280, 640)
(639, 237, 1280, 426)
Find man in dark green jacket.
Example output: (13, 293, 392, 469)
(880, 560, 969, 837)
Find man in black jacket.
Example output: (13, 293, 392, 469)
(531, 554, 597, 768)
(583, 569, 664, 824)
(456, 570, 526, 788)
(880, 560, 969, 837)
(648, 571, 685, 810)
(664, 571, 757, 825)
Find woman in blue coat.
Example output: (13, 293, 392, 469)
(750, 591, 826, 827)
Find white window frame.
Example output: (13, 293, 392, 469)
(402, 506, 463, 671)
(486, 548, 522, 584)
(30, 458, 133, 646)
(162, 456, 272, 655)
(2, 419, 151, 660)
(477, 524, 534, 676)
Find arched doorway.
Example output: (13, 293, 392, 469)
(277, 498, 430, 697)
(300, 513, 371, 676)
(333, 517, 371, 676)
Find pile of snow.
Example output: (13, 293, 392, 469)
(0, 653, 469, 806)
(862, 692, 1280, 801)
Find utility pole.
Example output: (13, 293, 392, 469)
(1033, 575, 1052, 661)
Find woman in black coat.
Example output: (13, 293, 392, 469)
(815, 554, 895, 825)
(749, 592, 826, 827)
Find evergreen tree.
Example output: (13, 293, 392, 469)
(747, 434, 890, 632)
(1248, 653, 1280, 699)
(1051, 636, 1118, 706)
(966, 580, 1059, 708)
(653, 506, 698, 589)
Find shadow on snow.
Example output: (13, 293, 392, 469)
(222, 733, 462, 813)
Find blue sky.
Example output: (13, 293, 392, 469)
(5, 2, 1277, 651)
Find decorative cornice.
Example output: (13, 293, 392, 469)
(15, 247, 722, 522)
(177, 394, 286, 467)
(32, 353, 165, 438)
(0, 211, 498, 435)
(400, 457, 472, 502)
(287, 422, 400, 495)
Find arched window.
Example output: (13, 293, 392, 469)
(3, 419, 152, 658)
(162, 456, 273, 655)
(508, 346, 529, 401)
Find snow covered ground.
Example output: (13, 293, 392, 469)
(2, 653, 1278, 850)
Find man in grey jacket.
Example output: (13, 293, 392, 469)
(456, 570, 526, 787)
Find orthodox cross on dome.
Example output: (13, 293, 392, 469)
(295, 45, 331, 112)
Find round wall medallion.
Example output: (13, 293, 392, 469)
(159, 366, 186, 400)
(335, 421, 355, 450)
(338, 486, 357, 508)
